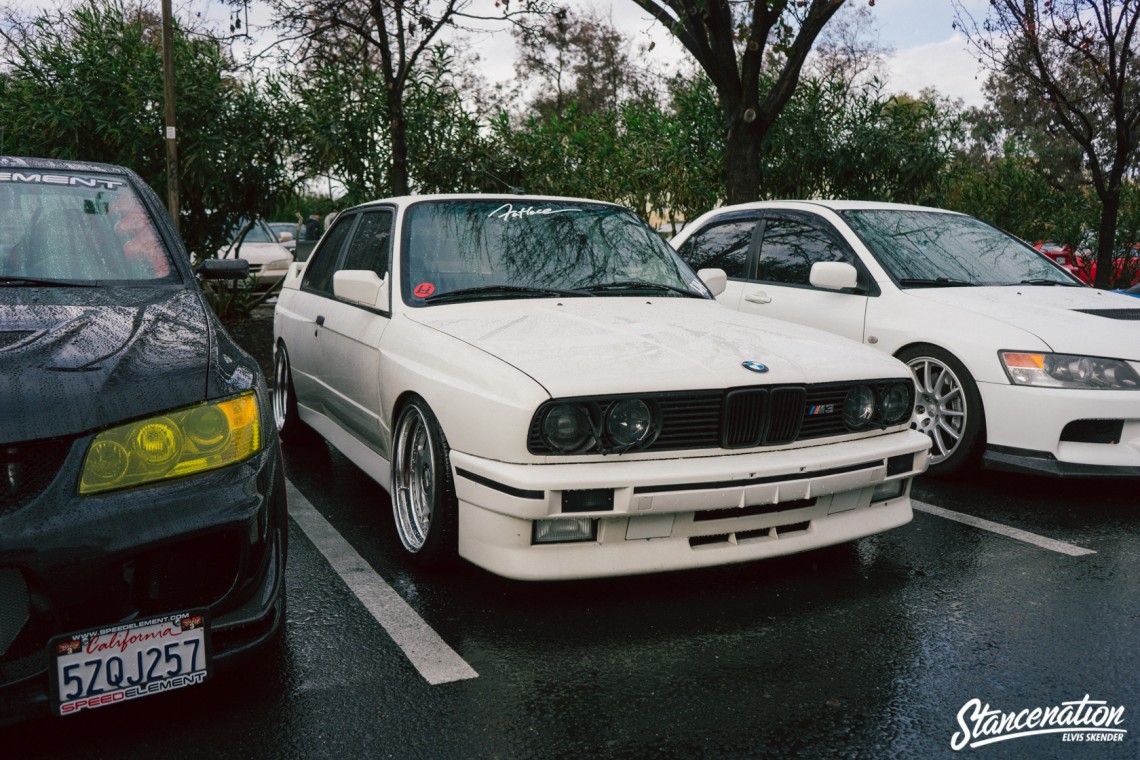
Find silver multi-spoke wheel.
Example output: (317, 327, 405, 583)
(393, 405, 437, 554)
(907, 355, 968, 465)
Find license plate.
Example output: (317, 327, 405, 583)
(49, 610, 211, 716)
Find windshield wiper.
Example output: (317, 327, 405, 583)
(423, 284, 594, 304)
(0, 275, 97, 287)
(580, 280, 706, 298)
(897, 277, 978, 288)
(1012, 279, 1082, 287)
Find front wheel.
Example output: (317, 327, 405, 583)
(273, 343, 315, 443)
(897, 345, 985, 476)
(391, 399, 458, 567)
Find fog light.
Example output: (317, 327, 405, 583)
(871, 478, 906, 503)
(533, 517, 597, 544)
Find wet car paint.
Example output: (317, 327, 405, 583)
(0, 157, 286, 725)
(0, 288, 211, 442)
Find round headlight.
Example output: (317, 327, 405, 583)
(185, 406, 231, 450)
(542, 404, 594, 453)
(842, 385, 875, 430)
(881, 383, 911, 424)
(605, 399, 653, 448)
(84, 440, 130, 485)
(132, 419, 181, 467)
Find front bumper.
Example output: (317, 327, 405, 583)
(979, 382, 1140, 476)
(0, 435, 287, 725)
(252, 269, 288, 291)
(451, 429, 930, 580)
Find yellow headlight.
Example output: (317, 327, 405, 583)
(80, 392, 262, 495)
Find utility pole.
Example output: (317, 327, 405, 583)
(161, 0, 180, 230)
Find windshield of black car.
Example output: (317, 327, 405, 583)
(840, 209, 1080, 287)
(0, 170, 175, 283)
(400, 200, 709, 305)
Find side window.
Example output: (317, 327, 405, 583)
(301, 214, 355, 294)
(340, 210, 393, 279)
(675, 218, 758, 279)
(756, 217, 852, 286)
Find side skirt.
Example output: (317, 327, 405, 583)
(298, 404, 392, 491)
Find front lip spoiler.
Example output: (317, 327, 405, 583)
(984, 444, 1140, 478)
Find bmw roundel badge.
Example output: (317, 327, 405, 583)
(742, 361, 769, 374)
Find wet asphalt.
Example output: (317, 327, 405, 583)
(5, 442, 1138, 760)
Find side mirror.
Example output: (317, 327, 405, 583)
(198, 258, 250, 281)
(809, 261, 859, 291)
(333, 270, 389, 309)
(278, 231, 295, 243)
(697, 268, 728, 297)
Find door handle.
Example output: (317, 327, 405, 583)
(744, 293, 772, 305)
(315, 315, 325, 326)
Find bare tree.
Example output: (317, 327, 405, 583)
(267, 0, 538, 196)
(808, 1, 891, 87)
(625, 0, 851, 203)
(513, 7, 651, 119)
(953, 0, 1140, 288)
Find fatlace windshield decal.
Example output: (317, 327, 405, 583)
(0, 172, 126, 191)
(487, 203, 580, 222)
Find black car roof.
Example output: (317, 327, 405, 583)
(0, 155, 134, 175)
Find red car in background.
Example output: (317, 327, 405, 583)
(1032, 240, 1083, 279)
(1033, 239, 1140, 287)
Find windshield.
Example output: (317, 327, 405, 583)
(840, 209, 1080, 287)
(400, 199, 709, 305)
(229, 219, 277, 244)
(0, 170, 173, 283)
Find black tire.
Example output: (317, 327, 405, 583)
(390, 398, 459, 567)
(896, 344, 985, 476)
(273, 342, 315, 444)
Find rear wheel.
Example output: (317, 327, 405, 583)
(897, 345, 984, 475)
(273, 343, 314, 443)
(391, 399, 458, 567)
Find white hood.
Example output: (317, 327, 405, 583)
(220, 241, 292, 265)
(904, 286, 1140, 360)
(404, 298, 909, 398)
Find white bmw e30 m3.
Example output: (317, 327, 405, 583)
(272, 195, 931, 580)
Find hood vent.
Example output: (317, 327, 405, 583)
(0, 332, 35, 351)
(1073, 308, 1140, 320)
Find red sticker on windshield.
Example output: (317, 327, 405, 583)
(413, 282, 435, 298)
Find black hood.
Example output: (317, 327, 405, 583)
(0, 287, 213, 444)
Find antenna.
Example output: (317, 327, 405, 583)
(483, 169, 525, 195)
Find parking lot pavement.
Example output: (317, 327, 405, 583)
(8, 443, 1138, 759)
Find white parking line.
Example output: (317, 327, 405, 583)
(912, 499, 1096, 557)
(285, 481, 479, 685)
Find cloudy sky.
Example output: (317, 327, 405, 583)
(9, 0, 994, 106)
